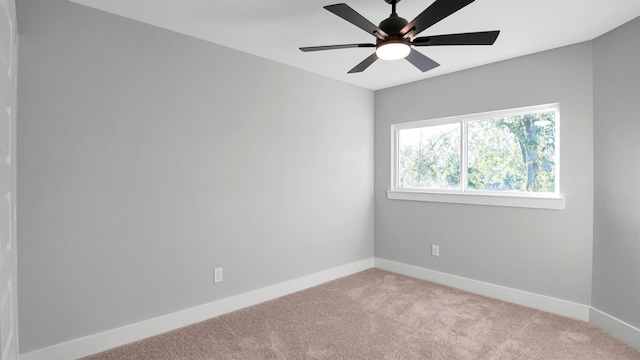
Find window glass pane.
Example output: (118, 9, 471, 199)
(467, 110, 556, 192)
(398, 123, 460, 190)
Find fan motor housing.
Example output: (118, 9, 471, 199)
(379, 14, 408, 36)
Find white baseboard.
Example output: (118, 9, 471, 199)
(374, 258, 591, 321)
(19, 258, 374, 360)
(590, 307, 640, 351)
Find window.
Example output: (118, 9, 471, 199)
(389, 104, 564, 209)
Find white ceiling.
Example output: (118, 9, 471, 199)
(68, 0, 640, 90)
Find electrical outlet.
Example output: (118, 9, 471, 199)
(214, 267, 223, 283)
(431, 245, 440, 257)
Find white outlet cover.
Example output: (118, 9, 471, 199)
(214, 268, 223, 283)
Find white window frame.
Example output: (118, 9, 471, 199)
(388, 104, 564, 210)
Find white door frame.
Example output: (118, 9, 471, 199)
(0, 0, 18, 358)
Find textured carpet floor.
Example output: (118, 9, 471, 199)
(82, 269, 640, 359)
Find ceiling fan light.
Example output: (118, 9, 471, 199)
(376, 42, 410, 60)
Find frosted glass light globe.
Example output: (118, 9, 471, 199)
(376, 42, 410, 60)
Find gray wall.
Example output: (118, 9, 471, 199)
(17, 0, 374, 352)
(375, 43, 594, 304)
(592, 17, 640, 328)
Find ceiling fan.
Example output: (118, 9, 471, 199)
(300, 0, 500, 73)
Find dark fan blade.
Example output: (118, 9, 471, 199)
(300, 43, 376, 52)
(348, 53, 378, 73)
(405, 49, 440, 72)
(412, 31, 500, 46)
(325, 4, 388, 40)
(401, 0, 475, 38)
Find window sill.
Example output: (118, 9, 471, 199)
(386, 190, 565, 210)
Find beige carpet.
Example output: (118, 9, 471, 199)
(82, 269, 640, 359)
